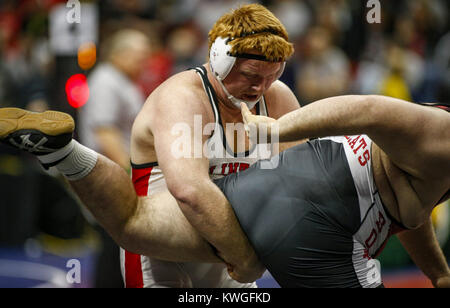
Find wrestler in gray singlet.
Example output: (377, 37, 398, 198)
(215, 136, 402, 288)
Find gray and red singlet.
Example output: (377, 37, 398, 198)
(215, 135, 404, 288)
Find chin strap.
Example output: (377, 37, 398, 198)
(216, 77, 259, 110)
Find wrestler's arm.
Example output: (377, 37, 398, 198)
(397, 218, 450, 288)
(264, 80, 304, 152)
(257, 95, 449, 175)
(244, 95, 449, 227)
(146, 83, 264, 282)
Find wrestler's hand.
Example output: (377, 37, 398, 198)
(241, 103, 277, 142)
(225, 252, 266, 283)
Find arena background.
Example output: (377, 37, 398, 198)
(0, 0, 448, 288)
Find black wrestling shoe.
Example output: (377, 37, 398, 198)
(0, 108, 74, 155)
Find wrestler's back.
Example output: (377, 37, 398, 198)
(215, 137, 387, 287)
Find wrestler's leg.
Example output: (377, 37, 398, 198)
(69, 153, 138, 247)
(0, 108, 219, 263)
(73, 157, 219, 262)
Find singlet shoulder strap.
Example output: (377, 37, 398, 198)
(191, 66, 220, 125)
(258, 96, 269, 117)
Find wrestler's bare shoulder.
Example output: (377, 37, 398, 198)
(133, 65, 213, 131)
(147, 69, 205, 104)
(136, 66, 214, 126)
(264, 80, 301, 117)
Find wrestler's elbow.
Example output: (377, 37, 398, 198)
(364, 94, 412, 122)
(166, 178, 209, 210)
(398, 203, 429, 230)
(399, 214, 427, 231)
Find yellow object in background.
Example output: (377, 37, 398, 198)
(78, 42, 97, 71)
(432, 201, 450, 246)
(380, 73, 412, 101)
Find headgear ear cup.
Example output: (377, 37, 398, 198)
(209, 37, 236, 81)
(210, 37, 286, 81)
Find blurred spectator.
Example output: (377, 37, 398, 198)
(354, 40, 425, 101)
(77, 28, 150, 288)
(134, 20, 174, 98)
(156, 0, 201, 26)
(434, 32, 450, 102)
(138, 49, 174, 98)
(166, 24, 204, 73)
(79, 29, 150, 170)
(0, 1, 54, 111)
(0, 38, 14, 108)
(295, 26, 351, 104)
(3, 34, 53, 111)
(194, 0, 260, 36)
(314, 0, 353, 46)
(99, 0, 155, 20)
(379, 42, 415, 101)
(269, 0, 312, 42)
(400, 0, 448, 57)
